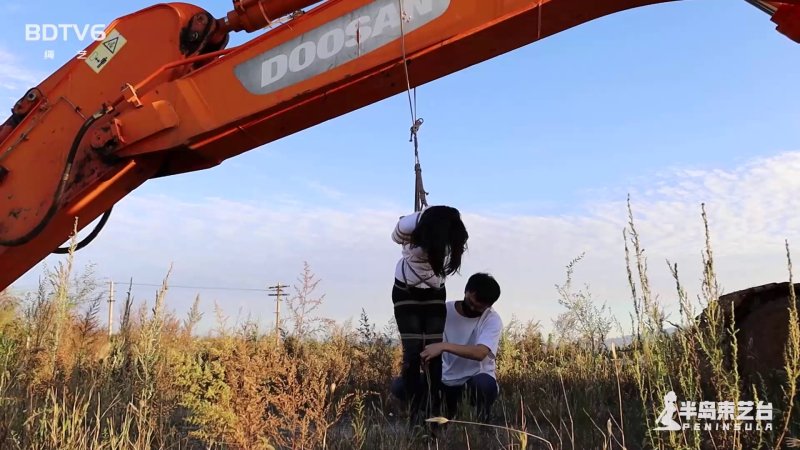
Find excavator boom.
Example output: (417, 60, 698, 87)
(1, 0, 799, 291)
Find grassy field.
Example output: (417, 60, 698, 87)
(0, 202, 798, 449)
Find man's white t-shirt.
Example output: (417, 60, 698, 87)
(441, 300, 503, 387)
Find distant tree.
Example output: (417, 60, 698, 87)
(357, 309, 375, 346)
(553, 253, 613, 353)
(284, 262, 334, 340)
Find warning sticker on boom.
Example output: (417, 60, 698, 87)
(86, 29, 127, 74)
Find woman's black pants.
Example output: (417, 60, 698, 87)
(392, 279, 447, 419)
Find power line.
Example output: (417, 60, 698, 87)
(110, 281, 272, 292)
(9, 281, 278, 293)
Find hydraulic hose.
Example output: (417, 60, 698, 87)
(0, 109, 107, 247)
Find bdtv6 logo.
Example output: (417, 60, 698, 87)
(25, 24, 107, 42)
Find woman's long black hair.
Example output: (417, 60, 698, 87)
(410, 206, 468, 277)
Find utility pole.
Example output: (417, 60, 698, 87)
(107, 280, 114, 338)
(268, 283, 288, 345)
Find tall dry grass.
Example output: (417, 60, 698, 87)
(0, 202, 797, 449)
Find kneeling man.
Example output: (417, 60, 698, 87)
(393, 272, 503, 422)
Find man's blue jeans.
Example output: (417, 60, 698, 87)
(391, 373, 498, 422)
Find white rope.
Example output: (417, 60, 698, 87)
(398, 0, 428, 212)
(398, 1, 417, 127)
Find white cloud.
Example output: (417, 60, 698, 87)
(1, 3, 23, 13)
(304, 180, 345, 200)
(0, 47, 44, 95)
(9, 151, 800, 337)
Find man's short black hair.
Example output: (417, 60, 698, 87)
(464, 272, 501, 305)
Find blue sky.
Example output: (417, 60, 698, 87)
(2, 1, 800, 336)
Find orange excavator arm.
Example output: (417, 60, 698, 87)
(0, 0, 799, 291)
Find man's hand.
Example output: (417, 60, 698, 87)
(421, 343, 448, 363)
(421, 342, 492, 363)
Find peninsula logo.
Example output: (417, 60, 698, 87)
(653, 391, 773, 431)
